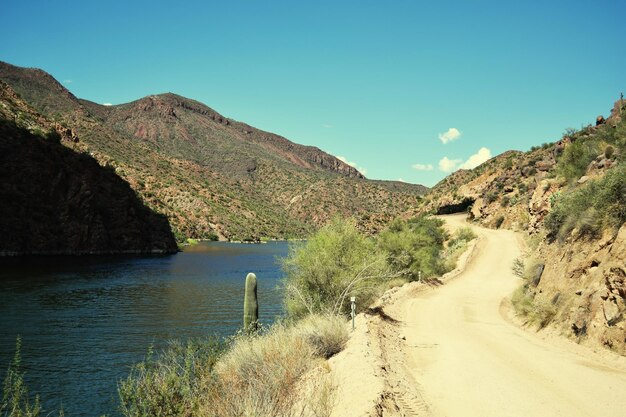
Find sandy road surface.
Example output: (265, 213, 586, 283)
(329, 214, 626, 417)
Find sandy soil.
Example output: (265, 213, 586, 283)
(328, 214, 626, 417)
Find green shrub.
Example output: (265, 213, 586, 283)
(1, 337, 45, 417)
(118, 338, 225, 417)
(281, 218, 393, 318)
(511, 258, 525, 277)
(546, 164, 626, 241)
(510, 260, 556, 330)
(377, 216, 448, 281)
(442, 227, 476, 271)
(484, 192, 498, 203)
(495, 216, 505, 228)
(557, 138, 601, 182)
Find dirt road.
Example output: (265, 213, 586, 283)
(329, 214, 626, 417)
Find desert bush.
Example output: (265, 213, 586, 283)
(1, 338, 66, 417)
(281, 218, 397, 318)
(451, 227, 476, 244)
(484, 192, 498, 204)
(494, 216, 505, 228)
(546, 164, 626, 241)
(511, 258, 525, 278)
(1, 337, 42, 417)
(377, 216, 448, 281)
(210, 324, 314, 417)
(510, 259, 556, 329)
(294, 314, 348, 359)
(118, 338, 225, 417)
(511, 284, 535, 317)
(441, 227, 476, 271)
(120, 317, 345, 417)
(557, 138, 601, 182)
(208, 316, 344, 417)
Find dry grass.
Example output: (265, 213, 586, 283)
(200, 315, 347, 417)
(442, 227, 477, 272)
(510, 258, 557, 330)
(119, 315, 347, 417)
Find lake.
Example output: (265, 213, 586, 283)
(0, 241, 291, 416)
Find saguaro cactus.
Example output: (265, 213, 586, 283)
(243, 272, 258, 333)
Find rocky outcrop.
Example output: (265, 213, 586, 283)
(436, 197, 475, 215)
(535, 225, 626, 354)
(0, 82, 177, 255)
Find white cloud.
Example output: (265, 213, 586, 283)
(438, 156, 462, 172)
(322, 124, 333, 128)
(397, 178, 405, 182)
(459, 147, 492, 169)
(337, 155, 367, 176)
(438, 147, 493, 173)
(438, 127, 461, 144)
(412, 163, 434, 171)
(63, 79, 73, 84)
(102, 103, 113, 106)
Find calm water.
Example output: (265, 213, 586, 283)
(0, 241, 290, 416)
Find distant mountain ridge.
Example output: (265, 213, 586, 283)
(0, 61, 428, 241)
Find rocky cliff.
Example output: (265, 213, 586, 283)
(0, 81, 177, 255)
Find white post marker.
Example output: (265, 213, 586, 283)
(419, 270, 422, 281)
(351, 296, 356, 331)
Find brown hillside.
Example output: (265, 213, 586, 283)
(0, 61, 428, 242)
(0, 81, 177, 255)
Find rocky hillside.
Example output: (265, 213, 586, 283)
(0, 81, 177, 255)
(422, 99, 626, 354)
(0, 61, 428, 242)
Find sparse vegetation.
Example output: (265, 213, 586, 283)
(119, 339, 225, 417)
(119, 316, 345, 417)
(1, 337, 64, 417)
(495, 216, 505, 228)
(556, 137, 602, 182)
(510, 259, 556, 329)
(545, 164, 626, 242)
(442, 227, 476, 271)
(556, 115, 626, 183)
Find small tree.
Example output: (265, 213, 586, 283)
(377, 216, 448, 281)
(281, 218, 400, 318)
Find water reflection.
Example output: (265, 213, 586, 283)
(0, 241, 289, 417)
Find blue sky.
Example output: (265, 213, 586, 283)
(1, 0, 624, 186)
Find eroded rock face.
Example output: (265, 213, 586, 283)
(528, 180, 555, 227)
(537, 224, 626, 354)
(0, 82, 177, 255)
(0, 123, 178, 255)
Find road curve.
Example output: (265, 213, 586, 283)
(400, 215, 626, 417)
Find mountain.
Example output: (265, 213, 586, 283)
(421, 100, 626, 354)
(0, 61, 428, 242)
(0, 81, 177, 255)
